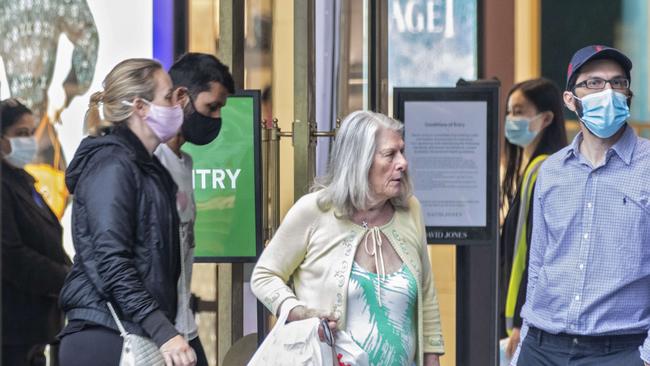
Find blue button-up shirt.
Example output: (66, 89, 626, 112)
(512, 126, 650, 364)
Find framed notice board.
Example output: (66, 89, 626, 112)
(182, 90, 262, 262)
(394, 86, 499, 245)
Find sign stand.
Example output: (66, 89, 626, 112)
(395, 80, 500, 366)
(182, 90, 263, 363)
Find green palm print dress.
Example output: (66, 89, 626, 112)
(346, 261, 418, 366)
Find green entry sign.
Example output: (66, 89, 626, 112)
(181, 91, 262, 262)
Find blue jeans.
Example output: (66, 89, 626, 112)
(517, 327, 645, 366)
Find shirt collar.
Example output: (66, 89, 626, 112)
(610, 125, 637, 165)
(563, 131, 583, 162)
(562, 125, 637, 166)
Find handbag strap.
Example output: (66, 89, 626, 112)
(179, 235, 189, 340)
(263, 300, 304, 341)
(34, 115, 63, 169)
(276, 300, 300, 327)
(106, 302, 128, 337)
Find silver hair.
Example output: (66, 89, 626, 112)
(313, 110, 413, 216)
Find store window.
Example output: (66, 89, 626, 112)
(188, 0, 272, 92)
(335, 0, 370, 116)
(388, 0, 478, 113)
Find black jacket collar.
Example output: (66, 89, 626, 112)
(111, 125, 155, 165)
(2, 160, 60, 227)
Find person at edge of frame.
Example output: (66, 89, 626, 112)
(511, 45, 650, 366)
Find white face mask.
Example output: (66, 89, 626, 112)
(4, 136, 37, 168)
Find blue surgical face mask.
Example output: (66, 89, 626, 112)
(505, 114, 541, 147)
(4, 136, 37, 168)
(573, 88, 630, 138)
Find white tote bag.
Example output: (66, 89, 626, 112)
(248, 302, 370, 366)
(248, 302, 334, 366)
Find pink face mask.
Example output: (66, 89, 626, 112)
(123, 99, 184, 142)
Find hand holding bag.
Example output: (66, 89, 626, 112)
(247, 302, 334, 366)
(321, 319, 368, 366)
(107, 302, 165, 366)
(333, 331, 369, 366)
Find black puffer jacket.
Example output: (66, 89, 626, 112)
(59, 125, 180, 346)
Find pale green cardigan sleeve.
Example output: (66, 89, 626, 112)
(250, 194, 317, 316)
(411, 197, 445, 354)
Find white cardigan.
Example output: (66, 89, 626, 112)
(251, 192, 445, 364)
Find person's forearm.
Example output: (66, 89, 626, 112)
(424, 353, 441, 366)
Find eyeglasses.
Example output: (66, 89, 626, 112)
(574, 77, 630, 90)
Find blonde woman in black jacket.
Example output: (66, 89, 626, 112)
(58, 59, 196, 366)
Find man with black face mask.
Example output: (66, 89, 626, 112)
(154, 53, 235, 366)
(510, 45, 650, 366)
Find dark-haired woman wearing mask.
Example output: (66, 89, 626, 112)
(1, 98, 71, 366)
(499, 78, 568, 358)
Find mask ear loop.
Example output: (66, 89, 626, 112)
(121, 98, 152, 107)
(184, 93, 200, 115)
(121, 99, 150, 122)
(184, 93, 217, 120)
(623, 89, 633, 108)
(525, 113, 543, 135)
(569, 93, 584, 119)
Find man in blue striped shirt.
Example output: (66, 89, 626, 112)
(512, 45, 650, 365)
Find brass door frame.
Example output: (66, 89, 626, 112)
(216, 1, 245, 364)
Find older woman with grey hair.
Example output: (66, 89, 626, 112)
(251, 110, 444, 366)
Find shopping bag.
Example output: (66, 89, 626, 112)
(499, 338, 512, 366)
(24, 115, 69, 219)
(333, 331, 368, 366)
(248, 302, 334, 366)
